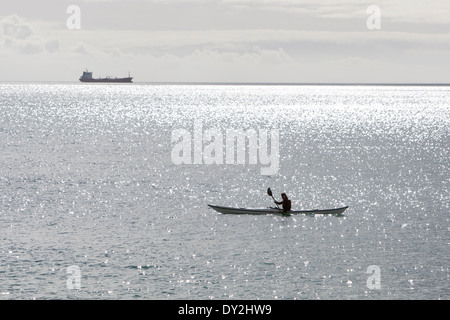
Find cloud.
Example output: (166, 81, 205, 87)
(80, 28, 449, 61)
(2, 16, 35, 39)
(0, 2, 449, 82)
(220, 0, 450, 24)
(0, 14, 59, 54)
(44, 39, 60, 53)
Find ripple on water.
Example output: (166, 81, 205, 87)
(0, 84, 448, 299)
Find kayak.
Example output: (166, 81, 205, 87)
(208, 204, 348, 216)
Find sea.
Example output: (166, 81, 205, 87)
(0, 83, 448, 300)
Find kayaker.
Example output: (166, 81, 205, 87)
(274, 193, 291, 212)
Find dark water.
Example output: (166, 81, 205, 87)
(0, 83, 448, 299)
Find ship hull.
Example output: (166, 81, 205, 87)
(80, 77, 133, 83)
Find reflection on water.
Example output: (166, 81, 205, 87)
(0, 83, 448, 299)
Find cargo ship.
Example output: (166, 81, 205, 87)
(79, 70, 133, 83)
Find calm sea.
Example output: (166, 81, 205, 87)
(0, 83, 448, 300)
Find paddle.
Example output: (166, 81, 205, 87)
(267, 188, 281, 210)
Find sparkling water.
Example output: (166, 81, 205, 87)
(0, 83, 448, 299)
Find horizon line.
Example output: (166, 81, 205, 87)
(1, 81, 450, 86)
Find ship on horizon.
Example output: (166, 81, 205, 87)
(79, 70, 133, 83)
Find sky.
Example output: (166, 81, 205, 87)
(0, 0, 449, 83)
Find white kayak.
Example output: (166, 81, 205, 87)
(208, 204, 348, 216)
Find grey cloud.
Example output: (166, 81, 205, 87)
(44, 39, 60, 53)
(0, 14, 60, 54)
